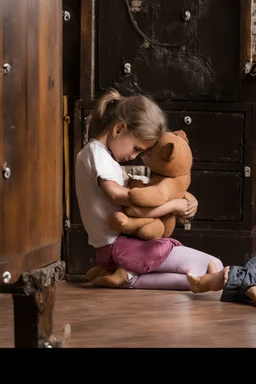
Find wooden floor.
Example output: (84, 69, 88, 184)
(1, 280, 256, 348)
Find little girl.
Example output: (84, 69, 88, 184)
(75, 88, 223, 290)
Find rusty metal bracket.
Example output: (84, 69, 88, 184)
(39, 324, 71, 348)
(245, 62, 256, 77)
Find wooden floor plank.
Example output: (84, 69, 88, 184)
(0, 281, 255, 348)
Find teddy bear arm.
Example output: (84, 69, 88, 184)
(128, 179, 146, 188)
(108, 211, 155, 235)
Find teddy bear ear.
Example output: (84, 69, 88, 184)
(162, 142, 174, 161)
(173, 130, 189, 143)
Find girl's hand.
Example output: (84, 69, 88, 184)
(182, 192, 198, 218)
(171, 199, 189, 215)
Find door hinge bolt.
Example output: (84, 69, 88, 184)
(244, 166, 251, 178)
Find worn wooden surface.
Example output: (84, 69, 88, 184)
(0, 261, 66, 348)
(95, 0, 240, 101)
(0, 0, 63, 284)
(13, 287, 56, 348)
(1, 281, 256, 348)
(64, 1, 256, 277)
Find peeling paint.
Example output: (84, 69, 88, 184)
(153, 1, 161, 19)
(252, 0, 256, 60)
(198, 0, 209, 17)
(132, 46, 215, 99)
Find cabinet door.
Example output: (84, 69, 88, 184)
(92, 0, 240, 101)
(63, 0, 81, 97)
(164, 107, 252, 230)
(0, 0, 63, 284)
(63, 102, 96, 279)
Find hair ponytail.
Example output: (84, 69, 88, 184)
(86, 88, 124, 142)
(97, 88, 123, 119)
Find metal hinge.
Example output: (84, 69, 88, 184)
(64, 219, 71, 230)
(245, 62, 256, 77)
(63, 10, 71, 22)
(244, 166, 251, 178)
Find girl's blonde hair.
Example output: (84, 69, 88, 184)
(85, 88, 167, 143)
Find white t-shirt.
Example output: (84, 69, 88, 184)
(75, 139, 127, 248)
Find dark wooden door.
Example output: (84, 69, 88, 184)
(0, 0, 63, 285)
(93, 0, 240, 101)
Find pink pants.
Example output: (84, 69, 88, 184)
(121, 245, 224, 290)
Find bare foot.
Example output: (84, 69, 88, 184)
(186, 267, 229, 293)
(223, 266, 230, 285)
(92, 267, 128, 288)
(86, 265, 112, 282)
(244, 286, 256, 302)
(186, 272, 203, 293)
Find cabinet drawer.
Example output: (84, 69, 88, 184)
(165, 111, 244, 163)
(189, 170, 242, 221)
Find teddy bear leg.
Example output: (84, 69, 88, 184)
(161, 215, 176, 237)
(108, 212, 129, 232)
(136, 219, 165, 240)
(91, 267, 128, 288)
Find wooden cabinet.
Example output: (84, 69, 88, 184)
(95, 0, 240, 102)
(0, 0, 65, 347)
(163, 104, 252, 231)
(64, 0, 256, 280)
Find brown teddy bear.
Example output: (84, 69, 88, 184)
(108, 130, 193, 240)
(85, 130, 193, 288)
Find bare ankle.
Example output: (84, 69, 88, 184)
(244, 286, 256, 302)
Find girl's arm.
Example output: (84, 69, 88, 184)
(124, 199, 188, 218)
(98, 178, 131, 207)
(99, 177, 198, 217)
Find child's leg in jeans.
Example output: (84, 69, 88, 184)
(133, 246, 223, 290)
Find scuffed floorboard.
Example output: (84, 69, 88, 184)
(0, 280, 255, 348)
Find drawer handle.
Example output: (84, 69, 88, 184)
(244, 166, 251, 178)
(63, 10, 71, 22)
(3, 271, 11, 284)
(2, 162, 11, 179)
(124, 62, 131, 74)
(182, 11, 191, 22)
(2, 63, 11, 75)
(184, 116, 192, 125)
